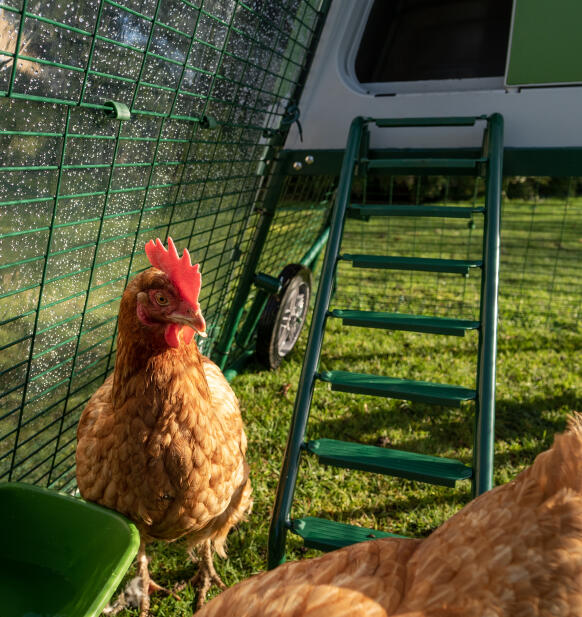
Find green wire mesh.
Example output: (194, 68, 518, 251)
(256, 174, 333, 274)
(334, 174, 581, 329)
(220, 173, 334, 364)
(0, 0, 329, 491)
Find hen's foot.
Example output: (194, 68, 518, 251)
(190, 558, 227, 609)
(149, 579, 182, 600)
(179, 540, 226, 610)
(104, 576, 180, 616)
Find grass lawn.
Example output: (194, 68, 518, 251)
(109, 194, 581, 615)
(111, 308, 581, 615)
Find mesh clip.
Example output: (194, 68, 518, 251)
(200, 115, 218, 129)
(262, 104, 303, 141)
(104, 101, 131, 121)
(281, 104, 303, 141)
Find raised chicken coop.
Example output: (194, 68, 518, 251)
(1, 0, 581, 613)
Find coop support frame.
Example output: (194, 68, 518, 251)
(212, 150, 291, 371)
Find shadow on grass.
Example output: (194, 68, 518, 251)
(495, 392, 574, 437)
(308, 401, 472, 451)
(313, 486, 471, 539)
(306, 390, 576, 468)
(492, 391, 575, 467)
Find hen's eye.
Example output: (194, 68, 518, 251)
(154, 292, 169, 306)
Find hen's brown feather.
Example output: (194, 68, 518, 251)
(197, 414, 582, 617)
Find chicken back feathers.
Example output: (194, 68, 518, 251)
(76, 243, 251, 557)
(197, 414, 582, 617)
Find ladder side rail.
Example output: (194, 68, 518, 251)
(267, 116, 367, 568)
(473, 113, 504, 496)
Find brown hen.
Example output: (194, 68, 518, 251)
(197, 414, 582, 617)
(76, 238, 252, 615)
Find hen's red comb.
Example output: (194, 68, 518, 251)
(145, 237, 201, 309)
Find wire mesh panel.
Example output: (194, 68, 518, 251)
(334, 174, 581, 329)
(217, 173, 334, 367)
(256, 174, 334, 274)
(0, 0, 329, 490)
(499, 182, 581, 328)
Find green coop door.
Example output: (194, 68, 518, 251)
(506, 0, 582, 86)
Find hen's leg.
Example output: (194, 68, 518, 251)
(189, 539, 226, 609)
(137, 540, 152, 617)
(135, 540, 181, 616)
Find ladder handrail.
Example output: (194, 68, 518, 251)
(267, 116, 367, 569)
(473, 112, 504, 495)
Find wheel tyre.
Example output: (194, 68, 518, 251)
(256, 264, 312, 369)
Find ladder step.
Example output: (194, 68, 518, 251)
(330, 309, 479, 336)
(291, 516, 406, 552)
(341, 254, 482, 274)
(318, 370, 476, 406)
(373, 116, 486, 128)
(306, 438, 473, 487)
(349, 204, 484, 219)
(363, 157, 486, 172)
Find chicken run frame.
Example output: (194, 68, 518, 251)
(0, 0, 581, 611)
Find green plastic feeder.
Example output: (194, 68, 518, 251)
(0, 482, 140, 617)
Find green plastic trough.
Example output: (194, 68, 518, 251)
(0, 482, 140, 617)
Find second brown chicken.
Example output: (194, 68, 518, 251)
(197, 414, 582, 617)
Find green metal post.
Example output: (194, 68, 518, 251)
(223, 349, 257, 383)
(473, 113, 504, 496)
(211, 152, 290, 371)
(267, 117, 366, 568)
(233, 290, 271, 352)
(299, 226, 330, 268)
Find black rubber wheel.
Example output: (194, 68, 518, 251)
(256, 264, 312, 369)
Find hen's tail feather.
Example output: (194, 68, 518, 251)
(567, 411, 582, 435)
(525, 412, 582, 500)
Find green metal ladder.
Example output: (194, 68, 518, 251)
(267, 114, 504, 567)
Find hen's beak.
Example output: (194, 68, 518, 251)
(170, 304, 207, 337)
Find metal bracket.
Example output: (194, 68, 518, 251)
(253, 272, 282, 295)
